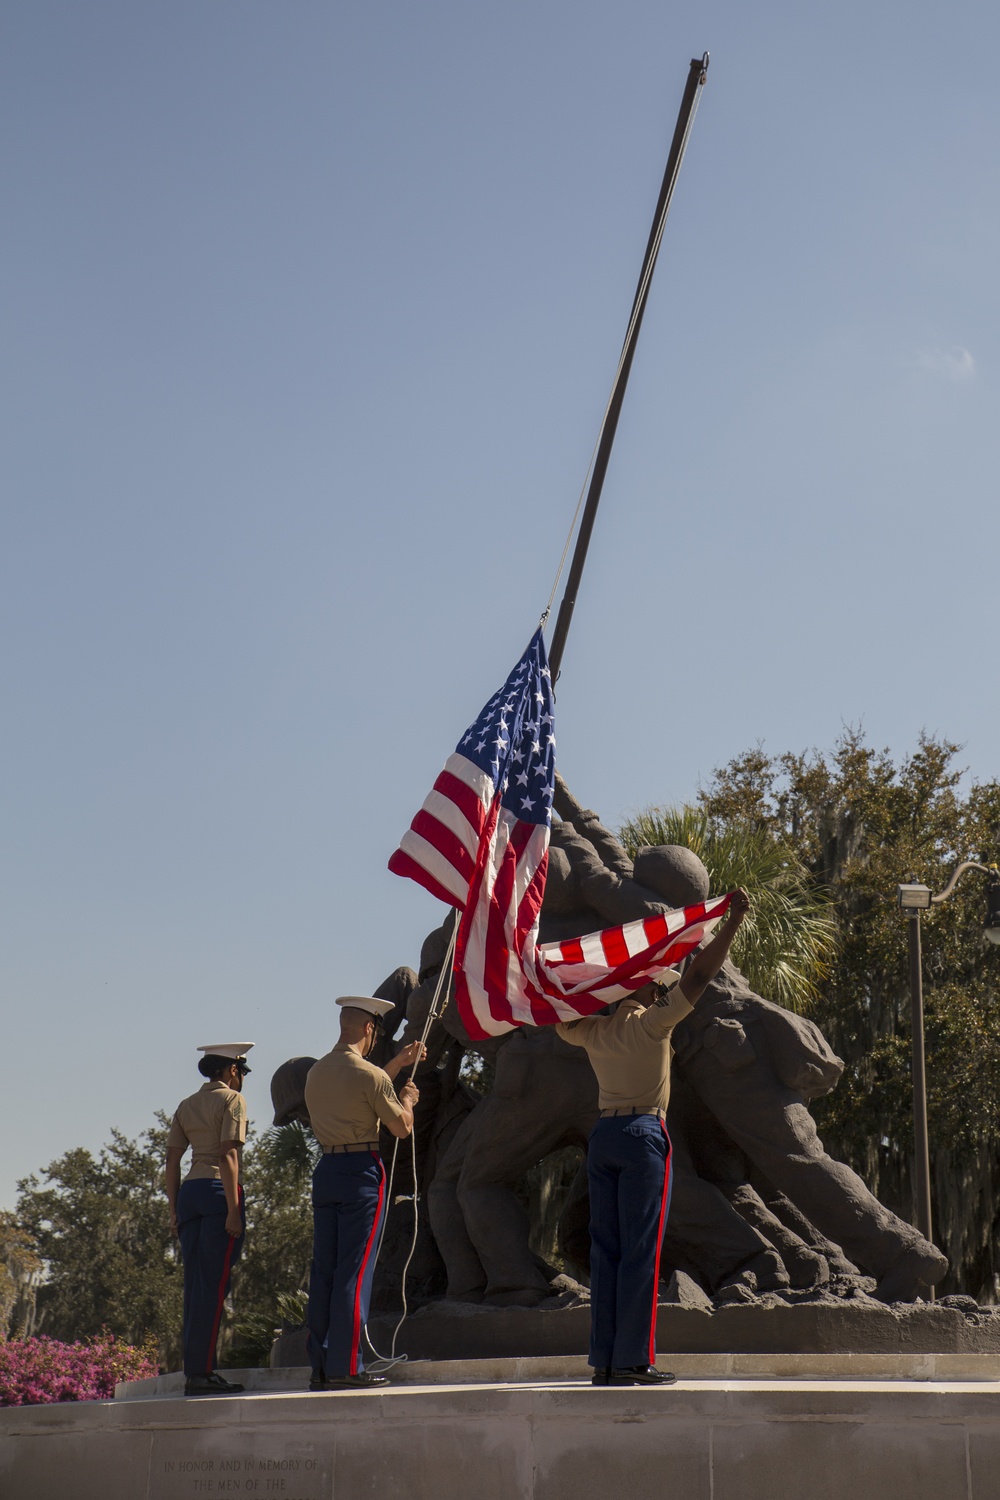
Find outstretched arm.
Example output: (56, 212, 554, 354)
(553, 771, 635, 880)
(678, 889, 751, 1008)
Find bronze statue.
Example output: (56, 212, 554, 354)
(272, 777, 948, 1309)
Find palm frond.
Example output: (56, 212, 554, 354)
(620, 805, 837, 1013)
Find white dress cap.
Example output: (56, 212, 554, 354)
(335, 995, 396, 1019)
(197, 1043, 255, 1059)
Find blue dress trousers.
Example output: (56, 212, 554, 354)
(307, 1151, 387, 1379)
(177, 1178, 246, 1377)
(587, 1114, 673, 1370)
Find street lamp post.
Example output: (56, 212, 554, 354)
(896, 864, 1000, 1254)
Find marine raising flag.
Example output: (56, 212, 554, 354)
(389, 628, 732, 1039)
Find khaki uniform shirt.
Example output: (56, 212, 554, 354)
(555, 986, 693, 1114)
(305, 1047, 407, 1150)
(167, 1081, 248, 1182)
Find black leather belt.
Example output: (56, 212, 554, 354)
(323, 1142, 380, 1154)
(599, 1107, 666, 1119)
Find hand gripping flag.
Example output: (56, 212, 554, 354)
(389, 629, 732, 1039)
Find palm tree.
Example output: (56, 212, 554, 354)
(619, 805, 836, 1014)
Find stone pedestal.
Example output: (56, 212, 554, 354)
(269, 1296, 1000, 1366)
(3, 1364, 1000, 1500)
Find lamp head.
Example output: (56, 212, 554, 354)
(898, 883, 932, 911)
(984, 877, 1000, 946)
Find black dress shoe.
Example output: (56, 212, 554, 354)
(185, 1372, 245, 1396)
(591, 1367, 611, 1386)
(325, 1372, 390, 1389)
(609, 1365, 676, 1386)
(308, 1371, 328, 1392)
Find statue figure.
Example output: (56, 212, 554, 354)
(271, 776, 948, 1309)
(423, 779, 792, 1305)
(425, 778, 948, 1304)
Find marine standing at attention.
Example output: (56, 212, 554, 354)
(165, 1043, 253, 1396)
(557, 889, 751, 1387)
(304, 996, 423, 1390)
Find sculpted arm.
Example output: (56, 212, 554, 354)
(678, 890, 751, 1007)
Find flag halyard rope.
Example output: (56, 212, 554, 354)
(364, 920, 459, 1370)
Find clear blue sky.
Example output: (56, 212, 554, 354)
(2, 1, 998, 1208)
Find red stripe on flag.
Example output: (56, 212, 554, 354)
(600, 925, 630, 968)
(410, 808, 475, 881)
(512, 841, 547, 949)
(387, 849, 463, 910)
(643, 913, 669, 945)
(434, 768, 491, 835)
(480, 818, 534, 1007)
(455, 798, 515, 1038)
(477, 818, 530, 1029)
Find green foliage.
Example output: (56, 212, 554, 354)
(698, 730, 1000, 1299)
(620, 804, 837, 1013)
(0, 1212, 42, 1340)
(15, 1118, 183, 1368)
(13, 1118, 317, 1371)
(520, 1147, 583, 1272)
(458, 1050, 496, 1098)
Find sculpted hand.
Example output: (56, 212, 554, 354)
(225, 1208, 243, 1238)
(169, 1211, 179, 1239)
(728, 888, 751, 923)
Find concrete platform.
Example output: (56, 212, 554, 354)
(4, 1367, 1000, 1500)
(116, 1350, 1000, 1398)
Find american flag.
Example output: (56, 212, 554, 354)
(389, 628, 732, 1040)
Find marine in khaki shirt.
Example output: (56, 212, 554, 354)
(569, 889, 751, 1389)
(555, 980, 692, 1115)
(305, 996, 423, 1391)
(165, 1043, 254, 1397)
(167, 1079, 248, 1180)
(305, 1047, 409, 1149)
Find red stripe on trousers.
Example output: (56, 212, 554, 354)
(349, 1155, 386, 1376)
(207, 1187, 242, 1374)
(649, 1125, 673, 1367)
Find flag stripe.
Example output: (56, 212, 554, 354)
(600, 925, 630, 968)
(410, 808, 476, 883)
(386, 847, 464, 910)
(420, 788, 482, 860)
(390, 629, 733, 1040)
(390, 832, 468, 906)
(436, 757, 495, 829)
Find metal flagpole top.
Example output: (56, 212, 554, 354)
(547, 51, 710, 687)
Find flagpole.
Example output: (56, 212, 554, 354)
(547, 53, 709, 684)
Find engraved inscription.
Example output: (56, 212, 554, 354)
(151, 1446, 326, 1499)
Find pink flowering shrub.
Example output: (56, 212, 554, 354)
(0, 1332, 159, 1406)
